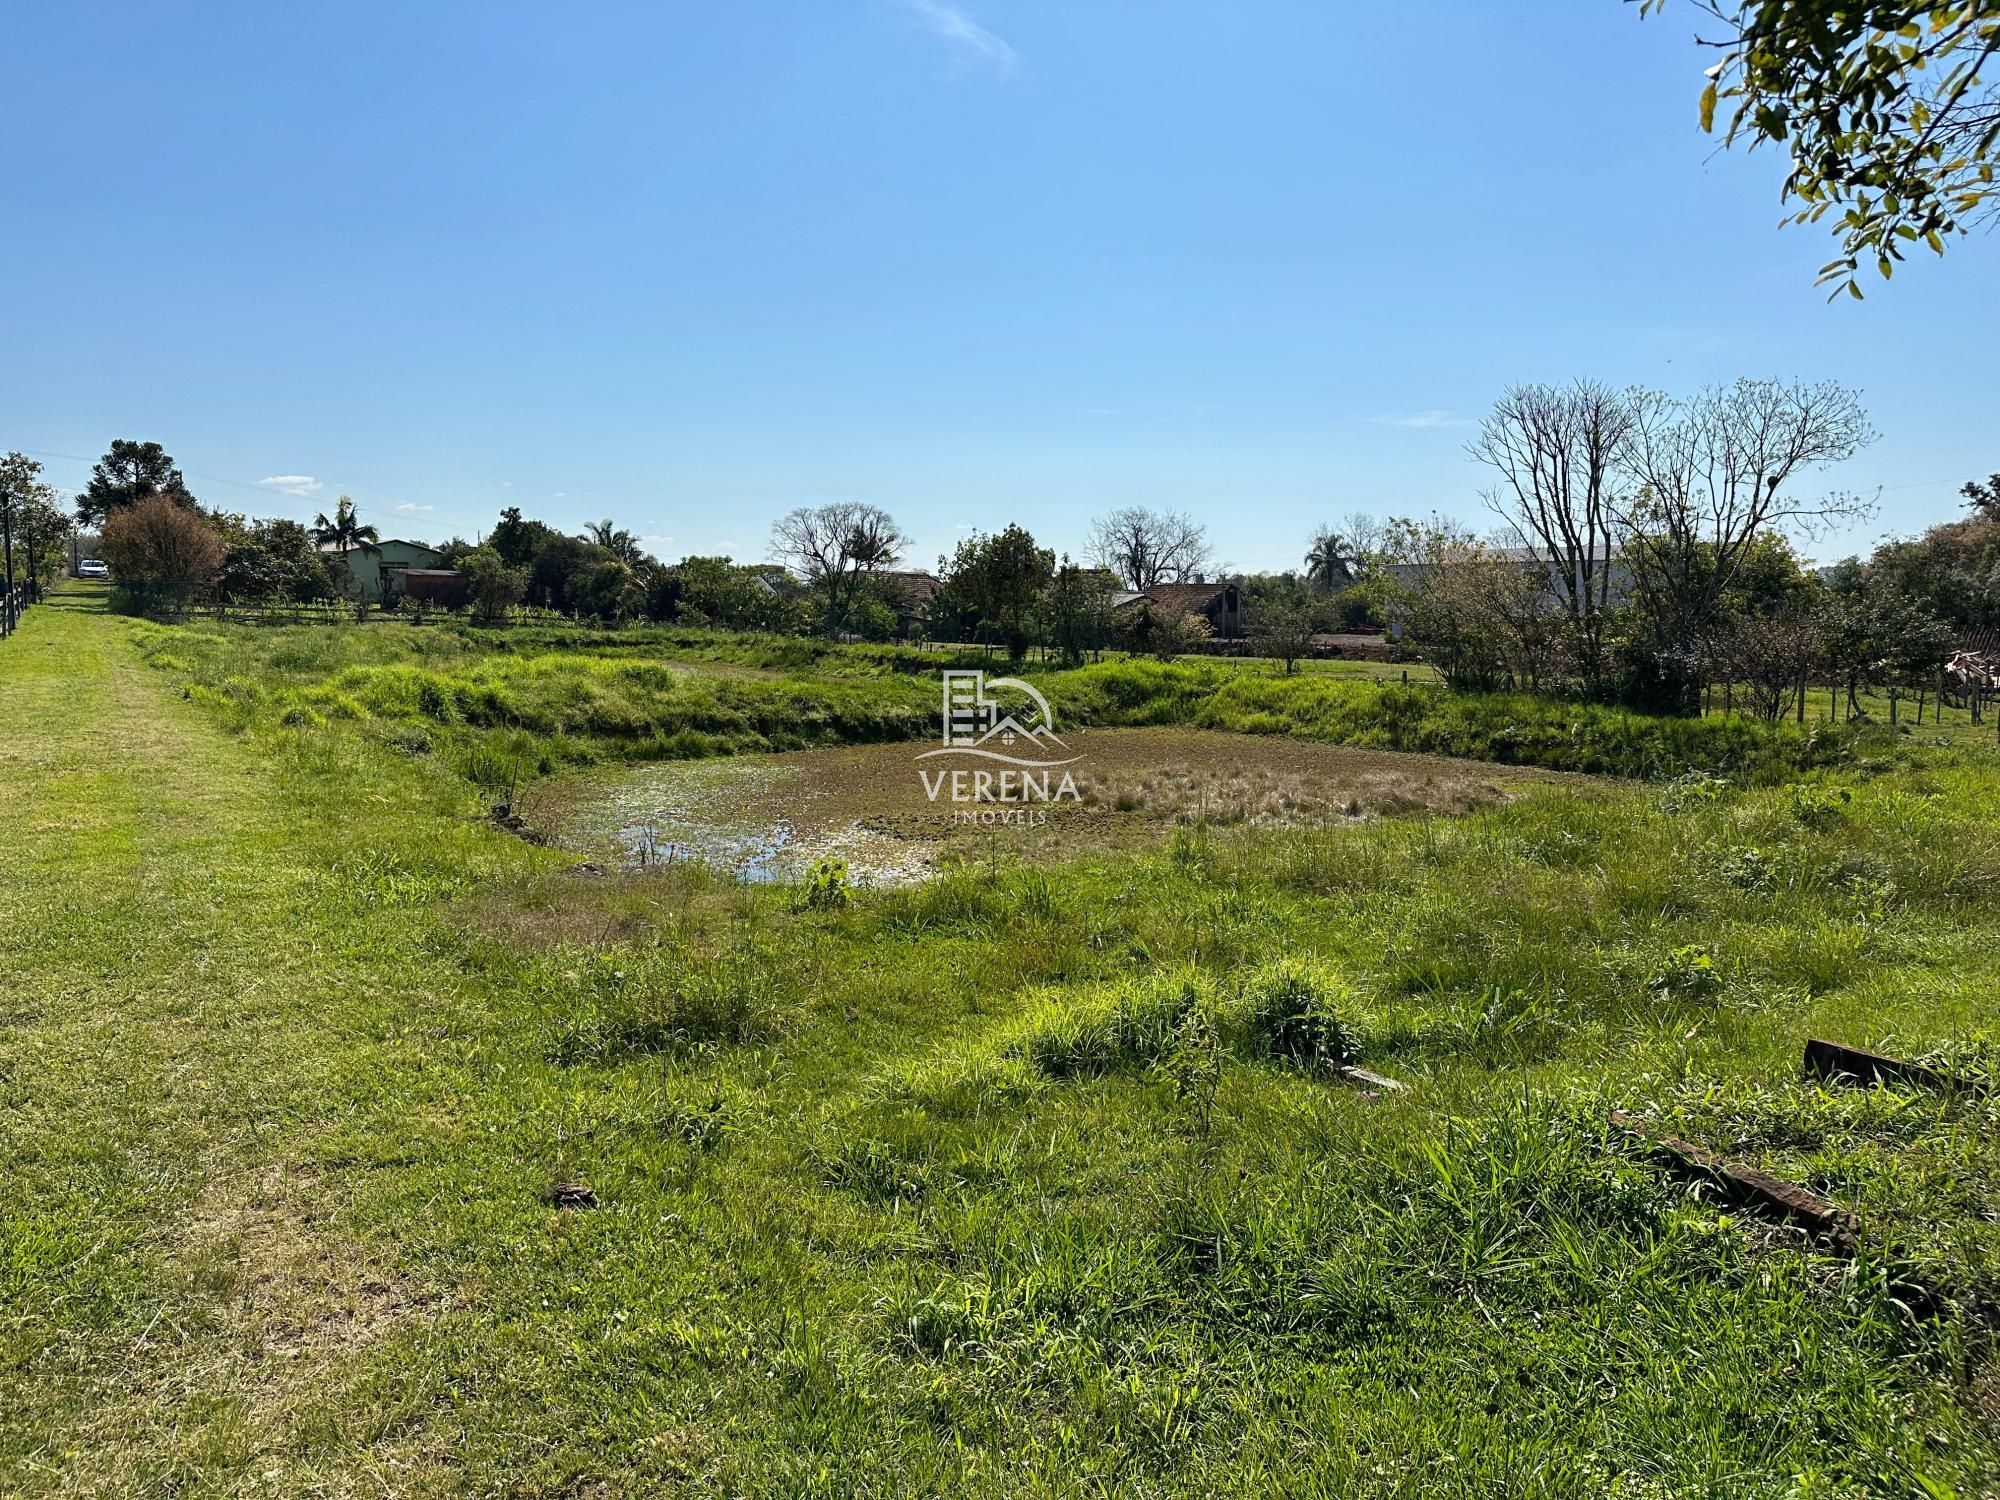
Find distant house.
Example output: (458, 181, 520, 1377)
(879, 569, 943, 636)
(318, 538, 452, 604)
(1111, 581, 1244, 638)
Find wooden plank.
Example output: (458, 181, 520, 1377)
(1802, 1037, 1968, 1095)
(1608, 1109, 1859, 1252)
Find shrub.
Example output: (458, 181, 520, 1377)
(1646, 944, 1722, 1001)
(1237, 957, 1359, 1067)
(100, 495, 225, 603)
(795, 856, 851, 912)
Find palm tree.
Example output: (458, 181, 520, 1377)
(584, 519, 646, 567)
(1303, 527, 1356, 591)
(311, 496, 378, 597)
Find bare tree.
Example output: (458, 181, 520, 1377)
(1340, 511, 1384, 569)
(1469, 380, 1635, 693)
(1087, 507, 1210, 590)
(769, 502, 910, 636)
(1615, 378, 1875, 712)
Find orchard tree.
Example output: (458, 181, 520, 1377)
(769, 501, 909, 636)
(1642, 0, 2000, 296)
(76, 439, 195, 528)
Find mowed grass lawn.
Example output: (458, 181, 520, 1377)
(5, 589, 2000, 1497)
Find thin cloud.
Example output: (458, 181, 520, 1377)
(392, 502, 434, 514)
(1366, 410, 1472, 430)
(259, 474, 323, 497)
(900, 0, 1018, 78)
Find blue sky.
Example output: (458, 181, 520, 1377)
(6, 1, 1994, 572)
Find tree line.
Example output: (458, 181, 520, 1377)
(1396, 375, 1997, 719)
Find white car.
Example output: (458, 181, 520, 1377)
(78, 559, 110, 580)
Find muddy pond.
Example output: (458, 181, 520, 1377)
(530, 727, 1571, 886)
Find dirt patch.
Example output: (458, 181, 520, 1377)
(530, 727, 1574, 885)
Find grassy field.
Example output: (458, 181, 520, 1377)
(5, 588, 2000, 1496)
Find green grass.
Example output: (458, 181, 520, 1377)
(126, 617, 1853, 787)
(5, 589, 2000, 1495)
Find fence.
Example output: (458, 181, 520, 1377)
(0, 583, 26, 642)
(145, 596, 587, 630)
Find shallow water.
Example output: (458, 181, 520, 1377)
(538, 729, 1569, 889)
(557, 760, 935, 885)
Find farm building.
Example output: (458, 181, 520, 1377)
(1112, 581, 1244, 638)
(317, 538, 453, 604)
(393, 567, 471, 608)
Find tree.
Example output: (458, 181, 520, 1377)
(14, 489, 74, 597)
(0, 452, 54, 606)
(938, 524, 1055, 658)
(1253, 602, 1315, 673)
(1712, 609, 1825, 720)
(99, 495, 224, 602)
(1614, 378, 1875, 713)
(1384, 518, 1560, 692)
(1303, 528, 1359, 590)
(76, 440, 195, 528)
(1116, 601, 1212, 660)
(310, 496, 378, 598)
(459, 547, 527, 624)
(216, 517, 333, 602)
(1470, 380, 1636, 694)
(528, 534, 602, 613)
(1642, 0, 2000, 297)
(1039, 557, 1117, 665)
(572, 557, 646, 623)
(489, 507, 558, 570)
(1088, 507, 1211, 590)
(769, 502, 909, 637)
(584, 519, 649, 568)
(1964, 472, 2000, 520)
(654, 555, 775, 628)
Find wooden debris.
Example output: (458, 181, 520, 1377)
(1802, 1038, 1968, 1095)
(1337, 1065, 1405, 1093)
(548, 1181, 598, 1210)
(1608, 1109, 1858, 1252)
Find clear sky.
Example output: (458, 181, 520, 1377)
(6, 1, 1995, 573)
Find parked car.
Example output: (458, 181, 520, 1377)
(78, 559, 110, 580)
